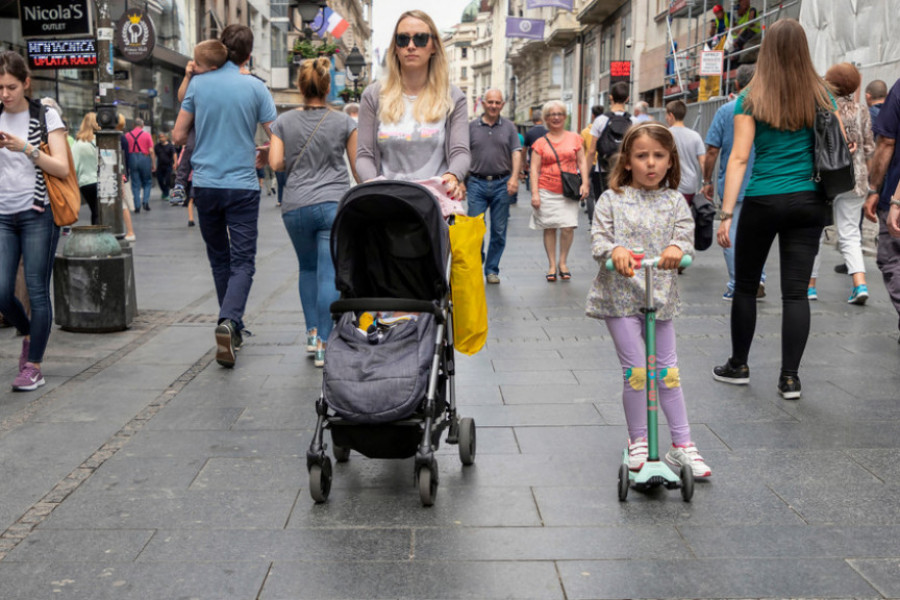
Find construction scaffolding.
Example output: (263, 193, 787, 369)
(663, 0, 801, 102)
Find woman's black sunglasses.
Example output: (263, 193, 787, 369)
(395, 33, 432, 48)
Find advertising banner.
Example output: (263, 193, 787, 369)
(115, 9, 156, 63)
(526, 0, 574, 9)
(19, 0, 92, 38)
(610, 60, 632, 83)
(505, 17, 545, 40)
(27, 38, 97, 69)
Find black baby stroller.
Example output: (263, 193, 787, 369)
(306, 180, 476, 506)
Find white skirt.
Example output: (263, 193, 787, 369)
(529, 187, 579, 230)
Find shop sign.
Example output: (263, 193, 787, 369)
(610, 60, 631, 83)
(699, 51, 724, 76)
(115, 9, 156, 63)
(26, 38, 97, 69)
(19, 0, 92, 37)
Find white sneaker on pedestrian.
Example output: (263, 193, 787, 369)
(666, 442, 712, 478)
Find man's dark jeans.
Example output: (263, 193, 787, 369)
(192, 187, 260, 331)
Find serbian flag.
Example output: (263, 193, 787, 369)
(312, 7, 349, 38)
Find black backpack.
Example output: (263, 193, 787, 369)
(596, 112, 632, 170)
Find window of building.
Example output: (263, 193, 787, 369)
(462, 47, 467, 58)
(462, 66, 467, 79)
(550, 53, 563, 86)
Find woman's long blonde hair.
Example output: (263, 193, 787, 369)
(75, 112, 99, 142)
(379, 10, 452, 125)
(743, 18, 833, 131)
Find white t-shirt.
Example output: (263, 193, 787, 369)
(669, 125, 706, 195)
(0, 106, 65, 214)
(376, 96, 447, 181)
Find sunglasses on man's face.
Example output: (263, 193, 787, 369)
(395, 33, 432, 48)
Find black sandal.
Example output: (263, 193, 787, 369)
(559, 271, 572, 280)
(546, 272, 557, 282)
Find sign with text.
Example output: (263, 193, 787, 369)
(699, 50, 725, 76)
(505, 17, 545, 40)
(27, 38, 97, 69)
(115, 9, 156, 63)
(610, 60, 632, 83)
(19, 0, 92, 38)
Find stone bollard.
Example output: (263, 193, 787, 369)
(53, 225, 137, 332)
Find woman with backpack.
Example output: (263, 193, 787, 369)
(0, 51, 69, 390)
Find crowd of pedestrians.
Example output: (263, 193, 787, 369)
(3, 14, 900, 483)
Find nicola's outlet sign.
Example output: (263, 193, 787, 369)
(19, 0, 92, 37)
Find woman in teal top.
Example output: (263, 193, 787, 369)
(712, 18, 849, 401)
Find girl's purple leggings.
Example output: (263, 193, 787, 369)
(604, 316, 691, 446)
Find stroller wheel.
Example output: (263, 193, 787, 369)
(458, 418, 476, 466)
(309, 457, 333, 503)
(617, 463, 630, 501)
(333, 445, 351, 463)
(417, 462, 438, 507)
(680, 464, 694, 503)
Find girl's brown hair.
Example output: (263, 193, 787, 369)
(0, 50, 30, 84)
(825, 62, 861, 97)
(607, 123, 681, 194)
(743, 19, 833, 130)
(297, 56, 331, 100)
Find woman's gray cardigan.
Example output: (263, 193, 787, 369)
(355, 81, 471, 183)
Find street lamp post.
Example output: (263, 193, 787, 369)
(290, 0, 328, 40)
(345, 46, 366, 101)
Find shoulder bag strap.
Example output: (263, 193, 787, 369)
(287, 110, 331, 178)
(543, 134, 565, 173)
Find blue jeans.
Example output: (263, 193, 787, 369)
(0, 209, 60, 364)
(282, 203, 340, 344)
(724, 202, 766, 292)
(193, 187, 261, 331)
(129, 154, 153, 209)
(466, 175, 511, 275)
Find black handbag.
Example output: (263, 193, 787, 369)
(813, 108, 855, 199)
(543, 135, 582, 200)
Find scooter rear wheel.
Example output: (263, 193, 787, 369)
(680, 464, 694, 502)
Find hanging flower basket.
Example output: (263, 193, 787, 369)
(290, 40, 340, 62)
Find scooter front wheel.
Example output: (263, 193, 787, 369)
(680, 464, 694, 502)
(617, 463, 630, 501)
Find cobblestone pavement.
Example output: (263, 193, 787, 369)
(1, 189, 899, 599)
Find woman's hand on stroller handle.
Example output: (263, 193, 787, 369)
(605, 246, 692, 275)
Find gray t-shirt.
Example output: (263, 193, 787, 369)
(270, 108, 357, 212)
(670, 125, 705, 194)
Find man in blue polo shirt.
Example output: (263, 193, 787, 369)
(173, 25, 277, 367)
(466, 89, 522, 284)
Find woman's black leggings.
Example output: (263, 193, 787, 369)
(731, 190, 829, 375)
(80, 183, 98, 225)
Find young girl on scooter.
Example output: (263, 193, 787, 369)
(586, 122, 711, 478)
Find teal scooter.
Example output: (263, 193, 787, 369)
(606, 248, 694, 503)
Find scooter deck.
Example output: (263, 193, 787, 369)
(622, 450, 682, 490)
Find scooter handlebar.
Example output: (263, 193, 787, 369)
(604, 249, 692, 272)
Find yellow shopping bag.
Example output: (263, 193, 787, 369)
(449, 214, 488, 355)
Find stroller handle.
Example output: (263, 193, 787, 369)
(604, 248, 692, 272)
(331, 298, 445, 322)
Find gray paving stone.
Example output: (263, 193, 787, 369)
(413, 525, 687, 560)
(499, 383, 605, 404)
(40, 489, 298, 530)
(143, 404, 245, 430)
(259, 560, 564, 599)
(191, 457, 306, 491)
(848, 559, 900, 598)
(557, 558, 880, 599)
(76, 456, 205, 495)
(461, 404, 603, 427)
(768, 480, 900, 525)
(681, 525, 900, 559)
(119, 430, 309, 458)
(0, 561, 269, 600)
(136, 528, 412, 562)
(3, 529, 154, 562)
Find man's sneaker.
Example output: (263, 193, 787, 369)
(807, 287, 818, 301)
(777, 374, 802, 400)
(314, 347, 326, 368)
(722, 288, 734, 301)
(665, 443, 712, 478)
(757, 282, 766, 298)
(306, 332, 317, 353)
(848, 284, 869, 305)
(712, 359, 750, 385)
(486, 273, 500, 284)
(215, 320, 241, 368)
(627, 437, 648, 471)
(170, 185, 186, 205)
(12, 364, 45, 391)
(19, 338, 29, 373)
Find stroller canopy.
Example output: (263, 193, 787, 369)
(332, 181, 450, 301)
